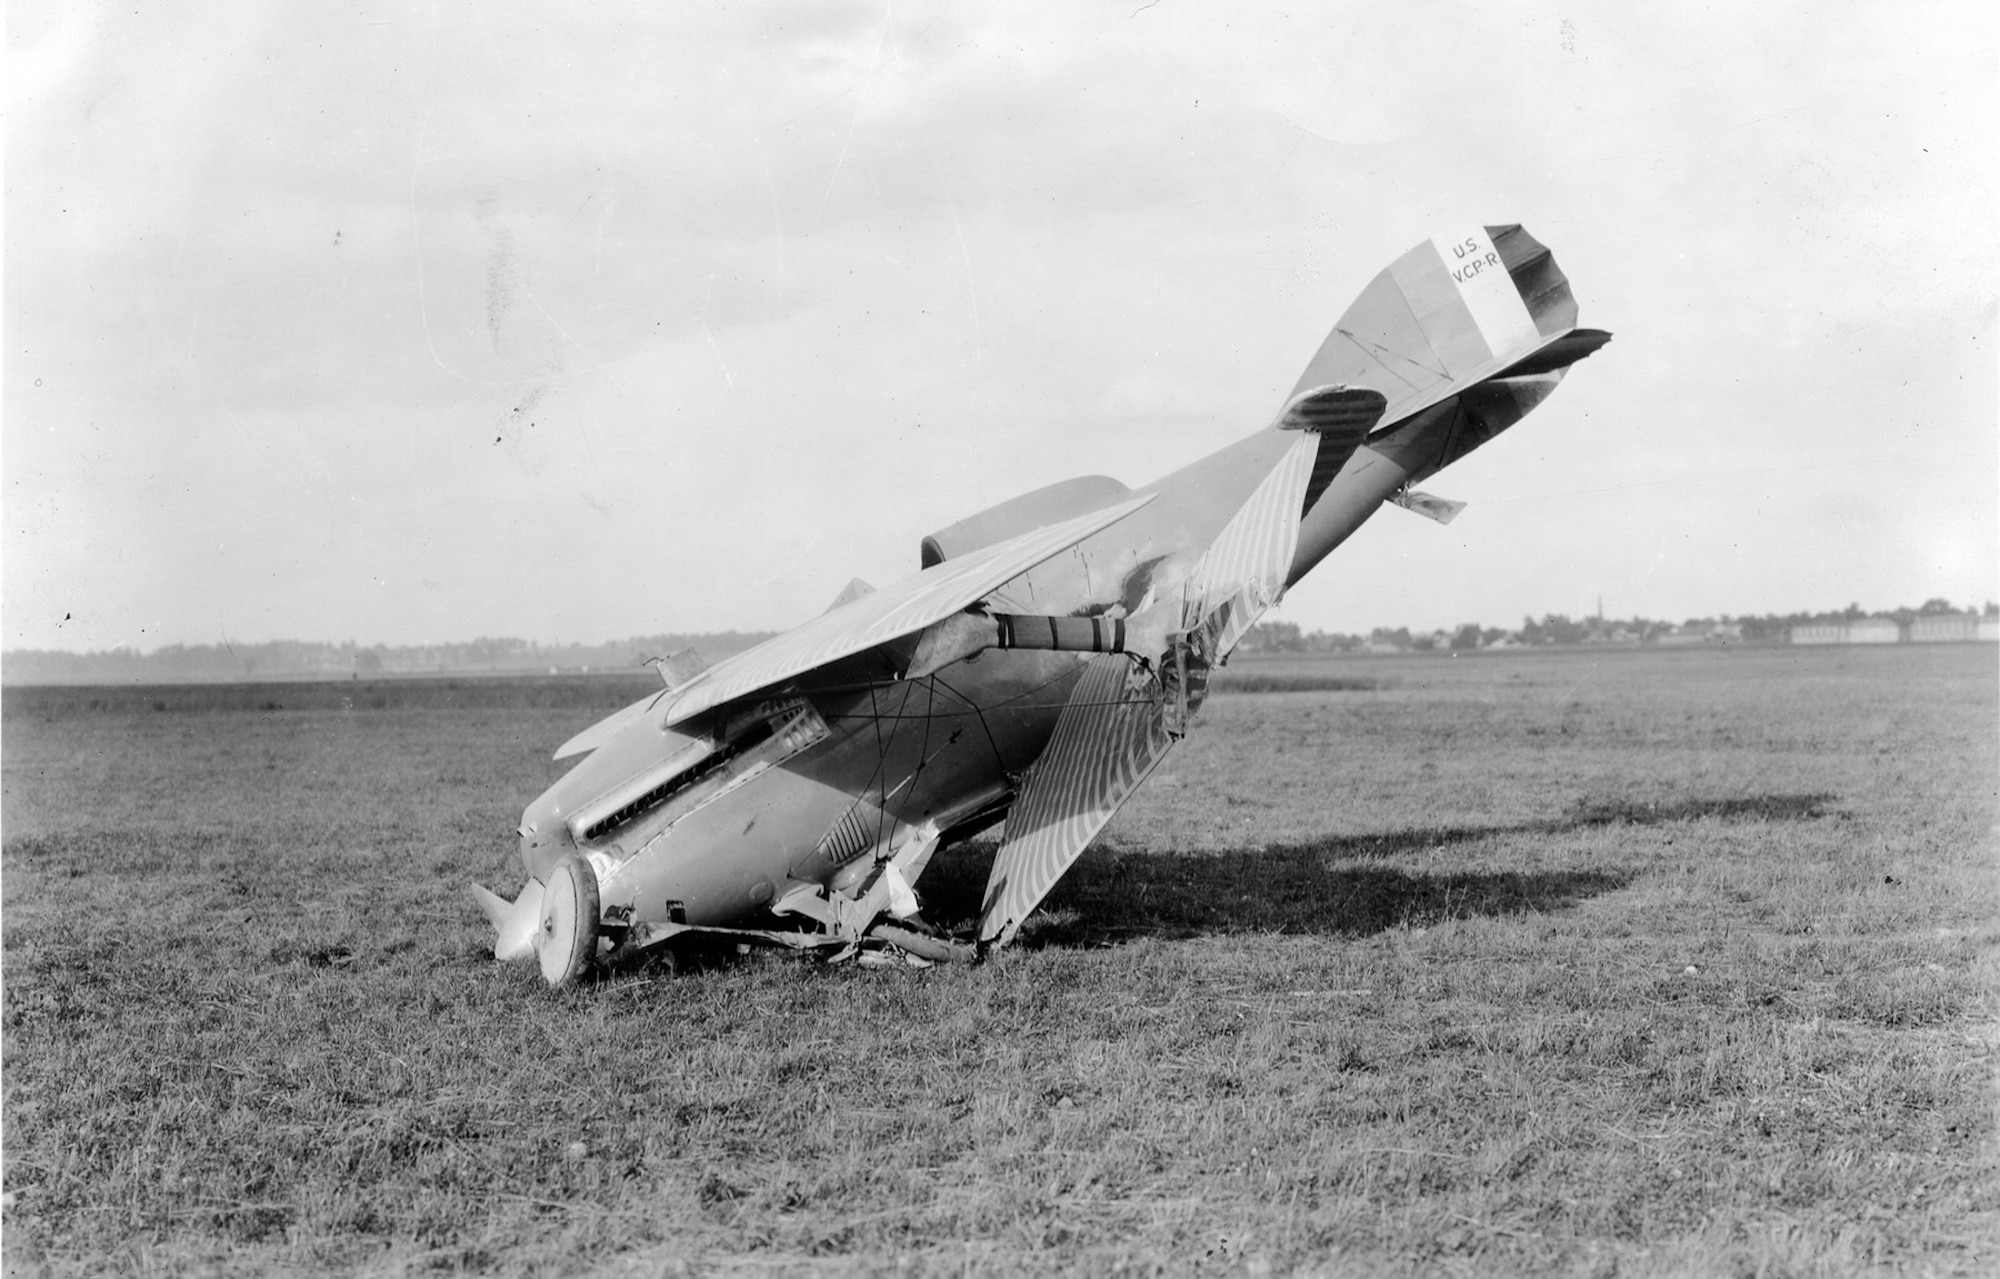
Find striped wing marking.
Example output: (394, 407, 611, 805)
(976, 655, 1174, 946)
(976, 434, 1318, 946)
(1180, 431, 1318, 657)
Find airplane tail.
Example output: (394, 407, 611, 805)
(1289, 224, 1602, 406)
(1286, 225, 1609, 579)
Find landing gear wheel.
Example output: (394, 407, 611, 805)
(537, 856, 600, 988)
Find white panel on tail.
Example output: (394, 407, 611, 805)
(1431, 228, 1541, 362)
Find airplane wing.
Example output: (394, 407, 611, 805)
(977, 654, 1175, 946)
(977, 434, 1318, 945)
(660, 493, 1157, 728)
(1177, 431, 1319, 660)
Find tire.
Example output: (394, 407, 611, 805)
(537, 856, 601, 988)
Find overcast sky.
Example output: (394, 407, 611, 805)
(8, 1, 1995, 651)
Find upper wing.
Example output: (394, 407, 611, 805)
(660, 493, 1157, 728)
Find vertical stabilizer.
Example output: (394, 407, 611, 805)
(1286, 225, 1608, 581)
(1287, 224, 1584, 416)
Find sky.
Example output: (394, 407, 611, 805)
(7, 0, 1995, 651)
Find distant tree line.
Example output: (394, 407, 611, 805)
(1236, 597, 2000, 655)
(1, 633, 777, 685)
(7, 598, 1995, 683)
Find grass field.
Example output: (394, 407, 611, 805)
(4, 645, 1996, 1276)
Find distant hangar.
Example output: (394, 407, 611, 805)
(1791, 614, 1999, 645)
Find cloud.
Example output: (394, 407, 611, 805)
(6, 0, 1995, 649)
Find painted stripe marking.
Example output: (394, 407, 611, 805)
(1431, 227, 1541, 364)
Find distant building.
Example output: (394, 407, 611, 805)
(1654, 621, 1741, 647)
(1983, 617, 2000, 643)
(1850, 617, 1901, 644)
(1654, 625, 1707, 647)
(1910, 613, 1982, 643)
(1790, 618, 1903, 645)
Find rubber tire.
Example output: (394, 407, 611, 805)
(537, 856, 601, 988)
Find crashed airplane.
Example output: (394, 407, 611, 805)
(475, 225, 1610, 985)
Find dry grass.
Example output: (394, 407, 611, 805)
(4, 645, 1996, 1276)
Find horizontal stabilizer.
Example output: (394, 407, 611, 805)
(1390, 489, 1467, 525)
(1276, 385, 1387, 436)
(1491, 328, 1612, 379)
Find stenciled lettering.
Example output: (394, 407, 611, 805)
(1449, 251, 1503, 284)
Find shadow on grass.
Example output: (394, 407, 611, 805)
(917, 791, 1839, 946)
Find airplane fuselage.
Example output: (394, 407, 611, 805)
(515, 413, 1435, 938)
(517, 646, 1085, 928)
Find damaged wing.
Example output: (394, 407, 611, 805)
(977, 655, 1175, 946)
(978, 434, 1319, 945)
(661, 493, 1156, 728)
(1176, 432, 1319, 660)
